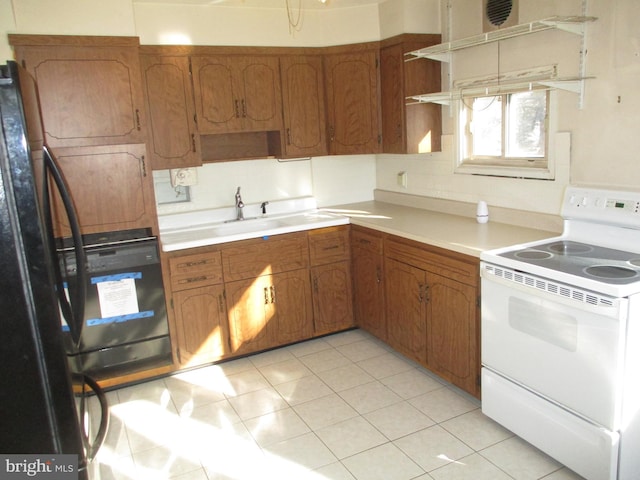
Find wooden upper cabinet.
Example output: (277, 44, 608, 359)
(380, 35, 442, 154)
(48, 144, 156, 237)
(280, 55, 327, 158)
(324, 49, 380, 155)
(191, 55, 283, 134)
(11, 36, 146, 148)
(139, 55, 201, 170)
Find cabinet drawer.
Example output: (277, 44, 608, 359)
(351, 227, 383, 255)
(222, 232, 309, 281)
(385, 238, 478, 287)
(309, 226, 350, 266)
(169, 251, 223, 291)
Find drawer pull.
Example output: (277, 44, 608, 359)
(179, 275, 208, 284)
(322, 245, 340, 251)
(358, 239, 372, 245)
(184, 260, 209, 267)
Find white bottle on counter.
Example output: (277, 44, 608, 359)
(477, 200, 489, 224)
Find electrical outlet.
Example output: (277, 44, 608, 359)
(170, 168, 198, 187)
(397, 171, 408, 188)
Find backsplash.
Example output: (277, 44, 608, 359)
(153, 155, 377, 215)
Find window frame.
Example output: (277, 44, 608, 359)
(455, 87, 557, 180)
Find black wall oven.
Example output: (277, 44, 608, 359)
(58, 228, 172, 378)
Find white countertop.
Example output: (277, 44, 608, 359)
(158, 196, 559, 257)
(325, 200, 559, 258)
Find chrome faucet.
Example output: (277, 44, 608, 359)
(234, 186, 245, 220)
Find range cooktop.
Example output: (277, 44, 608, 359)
(498, 240, 640, 285)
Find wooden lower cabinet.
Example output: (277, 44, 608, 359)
(426, 272, 478, 395)
(168, 250, 229, 367)
(165, 226, 479, 398)
(222, 233, 313, 355)
(270, 270, 314, 345)
(350, 227, 480, 398)
(385, 257, 428, 365)
(309, 226, 354, 336)
(311, 261, 353, 335)
(384, 237, 480, 397)
(351, 227, 386, 340)
(172, 284, 228, 366)
(225, 275, 273, 356)
(226, 270, 313, 356)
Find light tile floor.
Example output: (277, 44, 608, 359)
(90, 329, 587, 480)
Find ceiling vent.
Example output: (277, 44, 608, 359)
(483, 0, 519, 32)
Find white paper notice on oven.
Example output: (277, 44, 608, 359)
(94, 273, 141, 319)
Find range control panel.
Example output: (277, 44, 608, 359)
(562, 187, 640, 228)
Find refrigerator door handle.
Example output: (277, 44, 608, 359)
(42, 145, 87, 345)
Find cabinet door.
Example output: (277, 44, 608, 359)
(324, 50, 380, 155)
(172, 284, 228, 366)
(226, 271, 312, 355)
(385, 257, 427, 364)
(238, 56, 283, 132)
(351, 242, 386, 341)
(311, 261, 354, 336)
(427, 272, 479, 396)
(226, 275, 273, 356)
(280, 55, 327, 158)
(140, 55, 201, 169)
(380, 39, 442, 154)
(192, 55, 282, 134)
(48, 144, 156, 237)
(380, 43, 405, 154)
(192, 56, 241, 133)
(269, 270, 314, 345)
(17, 45, 146, 148)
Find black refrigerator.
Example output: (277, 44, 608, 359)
(0, 61, 107, 478)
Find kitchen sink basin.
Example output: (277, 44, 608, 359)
(160, 210, 349, 251)
(213, 218, 285, 235)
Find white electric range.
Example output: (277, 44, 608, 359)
(480, 186, 640, 480)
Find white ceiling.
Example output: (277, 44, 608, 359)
(131, 0, 387, 9)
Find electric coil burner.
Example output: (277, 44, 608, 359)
(480, 186, 640, 480)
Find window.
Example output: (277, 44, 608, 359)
(456, 89, 552, 179)
(152, 170, 191, 205)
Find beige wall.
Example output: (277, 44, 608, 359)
(2, 0, 637, 217)
(377, 0, 640, 217)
